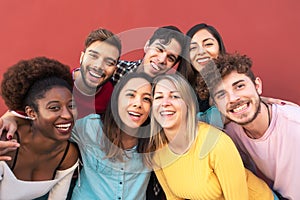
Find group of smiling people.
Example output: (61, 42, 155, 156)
(0, 23, 298, 200)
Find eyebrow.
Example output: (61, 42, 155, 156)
(190, 37, 216, 45)
(87, 49, 117, 63)
(213, 79, 245, 97)
(126, 89, 151, 96)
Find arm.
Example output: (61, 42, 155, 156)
(261, 96, 299, 107)
(213, 134, 249, 200)
(0, 111, 30, 139)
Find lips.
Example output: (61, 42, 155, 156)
(89, 70, 105, 78)
(160, 111, 175, 116)
(196, 57, 210, 64)
(229, 101, 249, 114)
(151, 62, 160, 71)
(128, 111, 143, 121)
(55, 123, 72, 133)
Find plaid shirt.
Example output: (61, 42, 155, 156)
(111, 59, 142, 85)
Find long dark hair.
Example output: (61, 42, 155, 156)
(101, 72, 153, 162)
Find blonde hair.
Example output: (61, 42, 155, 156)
(146, 74, 199, 167)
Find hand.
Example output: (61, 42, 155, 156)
(261, 96, 299, 107)
(0, 116, 18, 140)
(0, 140, 19, 161)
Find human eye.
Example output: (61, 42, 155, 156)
(215, 91, 226, 100)
(154, 94, 163, 100)
(88, 53, 98, 59)
(156, 46, 164, 52)
(171, 94, 181, 99)
(189, 45, 198, 51)
(236, 83, 245, 90)
(125, 92, 135, 97)
(48, 104, 61, 111)
(69, 101, 77, 110)
(143, 95, 152, 103)
(167, 55, 177, 63)
(105, 59, 117, 67)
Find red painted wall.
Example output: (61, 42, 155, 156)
(1, 0, 300, 115)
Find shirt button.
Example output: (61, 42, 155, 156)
(120, 182, 122, 184)
(118, 197, 121, 200)
(121, 168, 124, 170)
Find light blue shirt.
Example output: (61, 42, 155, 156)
(197, 106, 224, 129)
(71, 114, 150, 200)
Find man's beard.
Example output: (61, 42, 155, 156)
(80, 64, 111, 92)
(231, 96, 262, 126)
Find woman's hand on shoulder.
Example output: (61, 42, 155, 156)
(261, 96, 299, 107)
(0, 140, 19, 161)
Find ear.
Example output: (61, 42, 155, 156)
(79, 51, 85, 64)
(144, 40, 150, 53)
(25, 106, 37, 120)
(254, 77, 263, 95)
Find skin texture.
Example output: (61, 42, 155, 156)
(74, 41, 119, 95)
(118, 78, 152, 129)
(140, 39, 182, 77)
(190, 29, 220, 72)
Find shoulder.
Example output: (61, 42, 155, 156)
(59, 142, 79, 170)
(117, 59, 142, 69)
(274, 104, 300, 123)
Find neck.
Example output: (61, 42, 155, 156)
(121, 132, 138, 150)
(243, 102, 271, 139)
(165, 124, 191, 154)
(20, 125, 65, 154)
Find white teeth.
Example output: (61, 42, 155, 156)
(160, 111, 175, 115)
(196, 58, 210, 63)
(90, 70, 104, 78)
(233, 104, 247, 113)
(56, 123, 71, 131)
(151, 63, 160, 70)
(128, 111, 141, 117)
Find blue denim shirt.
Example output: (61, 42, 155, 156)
(71, 114, 150, 200)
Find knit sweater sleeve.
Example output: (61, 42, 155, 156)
(211, 133, 249, 199)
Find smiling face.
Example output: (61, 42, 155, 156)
(118, 78, 152, 129)
(152, 79, 187, 133)
(213, 71, 262, 125)
(77, 40, 119, 93)
(189, 29, 220, 72)
(30, 87, 77, 141)
(142, 39, 182, 77)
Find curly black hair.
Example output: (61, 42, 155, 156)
(1, 57, 73, 111)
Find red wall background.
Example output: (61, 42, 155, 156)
(1, 0, 299, 115)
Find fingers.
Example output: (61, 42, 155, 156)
(0, 140, 20, 155)
(0, 156, 13, 161)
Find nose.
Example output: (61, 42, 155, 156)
(161, 97, 171, 107)
(61, 106, 73, 120)
(132, 97, 142, 108)
(94, 58, 105, 71)
(197, 46, 206, 55)
(157, 52, 167, 64)
(228, 91, 240, 102)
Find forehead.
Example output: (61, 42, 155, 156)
(39, 87, 72, 101)
(86, 41, 120, 59)
(216, 71, 251, 90)
(121, 77, 151, 92)
(150, 39, 182, 55)
(191, 29, 216, 43)
(155, 79, 176, 92)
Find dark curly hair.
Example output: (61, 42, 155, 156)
(1, 57, 73, 111)
(196, 53, 254, 101)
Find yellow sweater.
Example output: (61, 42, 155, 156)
(154, 122, 273, 200)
